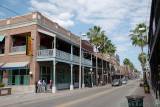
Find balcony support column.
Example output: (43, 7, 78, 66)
(102, 59, 104, 85)
(70, 64, 74, 90)
(91, 54, 93, 87)
(52, 60, 56, 93)
(52, 36, 56, 93)
(82, 66, 85, 88)
(79, 38, 82, 89)
(70, 45, 74, 90)
(96, 56, 98, 86)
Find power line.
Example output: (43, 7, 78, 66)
(0, 4, 32, 22)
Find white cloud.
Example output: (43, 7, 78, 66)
(113, 36, 129, 42)
(29, 0, 151, 31)
(116, 42, 131, 53)
(29, 0, 151, 71)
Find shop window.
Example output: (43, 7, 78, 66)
(0, 37, 5, 54)
(8, 69, 30, 85)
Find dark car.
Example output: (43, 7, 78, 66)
(112, 79, 122, 86)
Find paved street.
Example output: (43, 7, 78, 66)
(0, 80, 143, 107)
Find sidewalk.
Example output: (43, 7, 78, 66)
(0, 85, 111, 107)
(133, 86, 155, 107)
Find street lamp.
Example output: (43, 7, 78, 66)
(139, 27, 146, 31)
(89, 68, 94, 87)
(109, 63, 112, 83)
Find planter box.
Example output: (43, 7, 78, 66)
(0, 87, 11, 96)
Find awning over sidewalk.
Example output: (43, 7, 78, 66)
(0, 63, 4, 66)
(0, 63, 4, 68)
(0, 35, 5, 42)
(1, 62, 29, 69)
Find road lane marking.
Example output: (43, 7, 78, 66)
(55, 81, 137, 107)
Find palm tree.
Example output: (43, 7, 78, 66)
(129, 23, 148, 73)
(106, 40, 116, 56)
(87, 26, 105, 52)
(123, 58, 134, 70)
(130, 23, 148, 52)
(123, 58, 130, 65)
(138, 52, 147, 71)
(87, 26, 105, 85)
(87, 26, 116, 85)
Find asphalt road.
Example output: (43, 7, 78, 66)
(2, 80, 138, 107)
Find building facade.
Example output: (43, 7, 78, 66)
(148, 0, 160, 99)
(0, 12, 120, 93)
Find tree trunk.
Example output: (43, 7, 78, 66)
(141, 46, 144, 53)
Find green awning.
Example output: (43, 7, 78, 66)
(0, 35, 5, 42)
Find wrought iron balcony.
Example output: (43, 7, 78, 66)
(37, 49, 92, 66)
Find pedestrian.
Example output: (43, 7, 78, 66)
(49, 80, 52, 89)
(38, 80, 42, 93)
(35, 81, 38, 93)
(42, 80, 47, 92)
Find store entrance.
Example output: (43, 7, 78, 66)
(40, 66, 52, 84)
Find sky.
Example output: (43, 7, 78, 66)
(0, 0, 151, 71)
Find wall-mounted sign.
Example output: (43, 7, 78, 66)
(26, 35, 33, 56)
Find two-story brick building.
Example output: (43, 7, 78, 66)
(0, 12, 119, 93)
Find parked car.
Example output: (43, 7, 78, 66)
(121, 78, 127, 84)
(112, 79, 122, 86)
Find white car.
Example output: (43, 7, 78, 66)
(122, 79, 127, 84)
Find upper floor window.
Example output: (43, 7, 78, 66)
(0, 35, 5, 54)
(11, 33, 30, 53)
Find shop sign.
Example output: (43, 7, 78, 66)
(26, 35, 33, 56)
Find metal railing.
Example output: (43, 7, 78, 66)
(56, 50, 71, 61)
(37, 49, 92, 66)
(11, 45, 26, 52)
(37, 49, 54, 58)
(82, 58, 92, 66)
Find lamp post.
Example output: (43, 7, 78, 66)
(90, 68, 93, 87)
(109, 63, 112, 83)
(79, 36, 82, 89)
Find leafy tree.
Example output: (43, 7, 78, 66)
(138, 52, 147, 71)
(123, 58, 134, 70)
(129, 23, 148, 72)
(87, 26, 105, 52)
(130, 23, 148, 52)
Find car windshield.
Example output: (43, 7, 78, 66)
(113, 79, 119, 82)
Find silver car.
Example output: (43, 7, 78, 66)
(121, 78, 127, 84)
(112, 79, 122, 86)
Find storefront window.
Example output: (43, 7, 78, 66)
(8, 69, 30, 85)
(0, 70, 3, 82)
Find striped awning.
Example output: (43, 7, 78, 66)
(0, 63, 4, 68)
(1, 62, 29, 69)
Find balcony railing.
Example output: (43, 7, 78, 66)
(82, 58, 92, 66)
(37, 49, 54, 58)
(37, 49, 92, 66)
(11, 45, 26, 52)
(56, 50, 71, 61)
(73, 55, 79, 64)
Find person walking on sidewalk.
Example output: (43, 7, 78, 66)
(38, 80, 42, 93)
(35, 81, 38, 93)
(42, 80, 47, 92)
(49, 80, 52, 89)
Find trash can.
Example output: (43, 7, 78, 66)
(126, 95, 144, 107)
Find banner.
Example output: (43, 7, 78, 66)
(26, 35, 33, 56)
